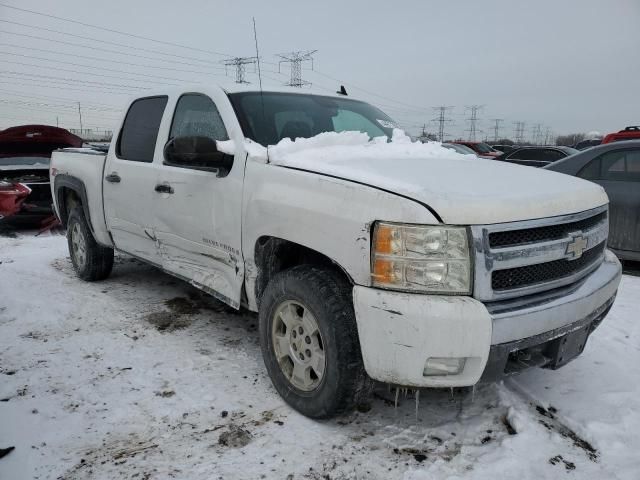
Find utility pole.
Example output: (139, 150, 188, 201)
(513, 121, 525, 144)
(465, 105, 483, 141)
(277, 50, 317, 87)
(431, 106, 454, 142)
(77, 102, 83, 134)
(56, 116, 59, 128)
(490, 118, 504, 142)
(222, 56, 257, 84)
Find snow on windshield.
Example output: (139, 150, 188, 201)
(243, 129, 473, 165)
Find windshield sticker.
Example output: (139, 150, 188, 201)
(377, 119, 399, 129)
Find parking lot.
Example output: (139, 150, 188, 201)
(1, 233, 638, 480)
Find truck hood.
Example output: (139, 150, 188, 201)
(268, 131, 608, 225)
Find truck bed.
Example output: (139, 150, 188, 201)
(50, 148, 113, 247)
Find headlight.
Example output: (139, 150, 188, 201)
(371, 222, 472, 294)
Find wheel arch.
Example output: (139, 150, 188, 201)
(252, 236, 355, 309)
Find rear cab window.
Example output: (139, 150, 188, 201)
(116, 96, 168, 162)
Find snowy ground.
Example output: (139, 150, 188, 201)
(1, 234, 638, 480)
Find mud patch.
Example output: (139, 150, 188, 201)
(218, 425, 252, 448)
(144, 311, 191, 332)
(165, 297, 200, 315)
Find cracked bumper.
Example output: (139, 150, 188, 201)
(353, 250, 622, 388)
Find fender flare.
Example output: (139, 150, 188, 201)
(53, 174, 95, 236)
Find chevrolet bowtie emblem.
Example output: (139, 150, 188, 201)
(566, 234, 588, 260)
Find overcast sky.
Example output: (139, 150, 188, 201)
(0, 0, 638, 140)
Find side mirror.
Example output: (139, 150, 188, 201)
(163, 136, 233, 174)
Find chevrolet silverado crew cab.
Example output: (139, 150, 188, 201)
(50, 85, 622, 419)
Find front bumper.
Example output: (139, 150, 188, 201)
(353, 250, 622, 387)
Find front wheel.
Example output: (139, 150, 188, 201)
(67, 207, 114, 281)
(259, 265, 370, 419)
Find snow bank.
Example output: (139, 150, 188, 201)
(244, 129, 470, 164)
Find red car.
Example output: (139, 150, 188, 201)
(0, 181, 31, 220)
(602, 126, 640, 144)
(449, 141, 502, 158)
(0, 125, 82, 224)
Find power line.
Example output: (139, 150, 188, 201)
(0, 2, 235, 58)
(0, 52, 203, 84)
(0, 42, 223, 76)
(0, 71, 147, 91)
(222, 57, 257, 84)
(277, 50, 317, 87)
(0, 78, 134, 96)
(0, 19, 225, 67)
(0, 30, 226, 71)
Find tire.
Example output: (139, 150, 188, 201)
(259, 265, 371, 419)
(67, 206, 114, 281)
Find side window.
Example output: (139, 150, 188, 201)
(117, 96, 168, 162)
(509, 149, 538, 160)
(541, 149, 566, 162)
(170, 94, 228, 142)
(332, 110, 386, 138)
(578, 149, 640, 182)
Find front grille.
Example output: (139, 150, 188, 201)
(492, 242, 605, 291)
(489, 211, 607, 248)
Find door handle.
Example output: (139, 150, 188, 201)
(154, 183, 174, 194)
(105, 173, 121, 183)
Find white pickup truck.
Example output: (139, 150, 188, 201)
(50, 85, 622, 418)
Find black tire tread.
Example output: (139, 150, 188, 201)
(259, 265, 371, 419)
(67, 207, 114, 281)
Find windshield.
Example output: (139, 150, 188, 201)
(473, 143, 495, 154)
(0, 156, 50, 167)
(444, 143, 476, 155)
(228, 92, 398, 146)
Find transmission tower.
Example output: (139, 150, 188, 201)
(465, 105, 483, 141)
(277, 50, 317, 87)
(490, 118, 504, 142)
(531, 123, 543, 145)
(222, 56, 257, 84)
(513, 121, 526, 144)
(431, 106, 454, 141)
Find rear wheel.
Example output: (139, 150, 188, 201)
(259, 265, 370, 418)
(67, 207, 114, 281)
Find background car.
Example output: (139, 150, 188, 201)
(442, 142, 479, 156)
(495, 146, 578, 167)
(489, 143, 517, 154)
(545, 140, 640, 261)
(0, 125, 82, 225)
(602, 126, 640, 144)
(449, 141, 502, 158)
(574, 138, 602, 150)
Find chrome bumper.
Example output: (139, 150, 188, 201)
(489, 249, 622, 344)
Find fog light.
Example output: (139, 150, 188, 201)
(423, 357, 466, 376)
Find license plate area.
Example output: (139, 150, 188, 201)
(543, 324, 591, 370)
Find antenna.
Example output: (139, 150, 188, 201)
(252, 17, 268, 160)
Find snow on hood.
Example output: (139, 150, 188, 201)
(246, 130, 608, 225)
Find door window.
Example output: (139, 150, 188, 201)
(508, 149, 540, 160)
(116, 96, 168, 162)
(170, 94, 228, 142)
(578, 149, 640, 182)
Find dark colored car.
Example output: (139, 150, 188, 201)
(574, 139, 602, 150)
(489, 144, 517, 154)
(496, 146, 578, 168)
(545, 140, 640, 261)
(602, 126, 640, 144)
(450, 141, 501, 158)
(442, 143, 479, 156)
(0, 125, 82, 224)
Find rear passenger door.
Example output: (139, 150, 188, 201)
(103, 96, 167, 264)
(578, 148, 640, 255)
